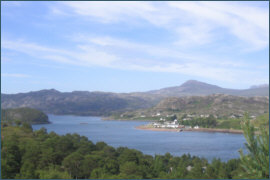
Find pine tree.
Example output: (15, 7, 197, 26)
(239, 114, 269, 179)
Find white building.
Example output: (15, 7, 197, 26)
(194, 125, 199, 129)
(230, 115, 236, 119)
(152, 120, 179, 129)
(200, 114, 210, 118)
(186, 166, 193, 171)
(166, 124, 179, 128)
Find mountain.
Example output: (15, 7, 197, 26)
(130, 94, 269, 119)
(147, 80, 225, 96)
(1, 89, 159, 116)
(1, 80, 268, 116)
(147, 80, 269, 97)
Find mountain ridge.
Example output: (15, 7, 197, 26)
(2, 80, 269, 95)
(146, 80, 269, 97)
(2, 80, 268, 116)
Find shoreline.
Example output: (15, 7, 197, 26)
(101, 117, 154, 122)
(135, 125, 243, 134)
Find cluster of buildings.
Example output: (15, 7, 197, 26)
(152, 120, 182, 129)
(151, 119, 200, 130)
(150, 112, 218, 121)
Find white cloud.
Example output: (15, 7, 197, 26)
(169, 1, 269, 50)
(2, 73, 30, 78)
(71, 34, 257, 69)
(2, 39, 117, 67)
(57, 1, 157, 23)
(52, 1, 269, 51)
(72, 34, 193, 60)
(2, 37, 267, 85)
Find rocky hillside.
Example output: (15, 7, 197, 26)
(1, 107, 49, 124)
(1, 89, 160, 116)
(153, 94, 269, 117)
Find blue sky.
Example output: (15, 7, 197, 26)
(1, 1, 269, 93)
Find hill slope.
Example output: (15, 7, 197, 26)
(1, 89, 159, 116)
(153, 94, 269, 117)
(117, 94, 269, 120)
(1, 107, 49, 124)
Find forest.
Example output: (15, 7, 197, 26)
(1, 116, 268, 179)
(1, 108, 49, 125)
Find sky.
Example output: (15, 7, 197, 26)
(1, 1, 269, 94)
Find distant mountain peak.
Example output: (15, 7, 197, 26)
(29, 89, 60, 95)
(180, 80, 200, 86)
(184, 79, 199, 83)
(180, 80, 221, 88)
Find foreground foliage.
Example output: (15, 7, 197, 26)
(239, 114, 269, 179)
(1, 117, 268, 179)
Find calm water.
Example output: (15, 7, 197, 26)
(33, 115, 246, 161)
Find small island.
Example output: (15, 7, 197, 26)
(1, 107, 50, 125)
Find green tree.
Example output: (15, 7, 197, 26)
(225, 159, 240, 179)
(188, 162, 203, 178)
(80, 155, 97, 178)
(172, 164, 188, 179)
(118, 149, 139, 164)
(21, 122, 33, 132)
(15, 120, 22, 126)
(238, 114, 269, 179)
(119, 161, 143, 179)
(90, 167, 106, 179)
(1, 135, 21, 179)
(96, 141, 107, 150)
(38, 167, 71, 179)
(169, 114, 177, 121)
(103, 158, 119, 175)
(17, 160, 38, 179)
(62, 152, 84, 179)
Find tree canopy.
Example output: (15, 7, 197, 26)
(1, 115, 268, 179)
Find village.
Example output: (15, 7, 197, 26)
(140, 111, 253, 120)
(151, 119, 199, 131)
(147, 112, 201, 131)
(142, 111, 256, 131)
